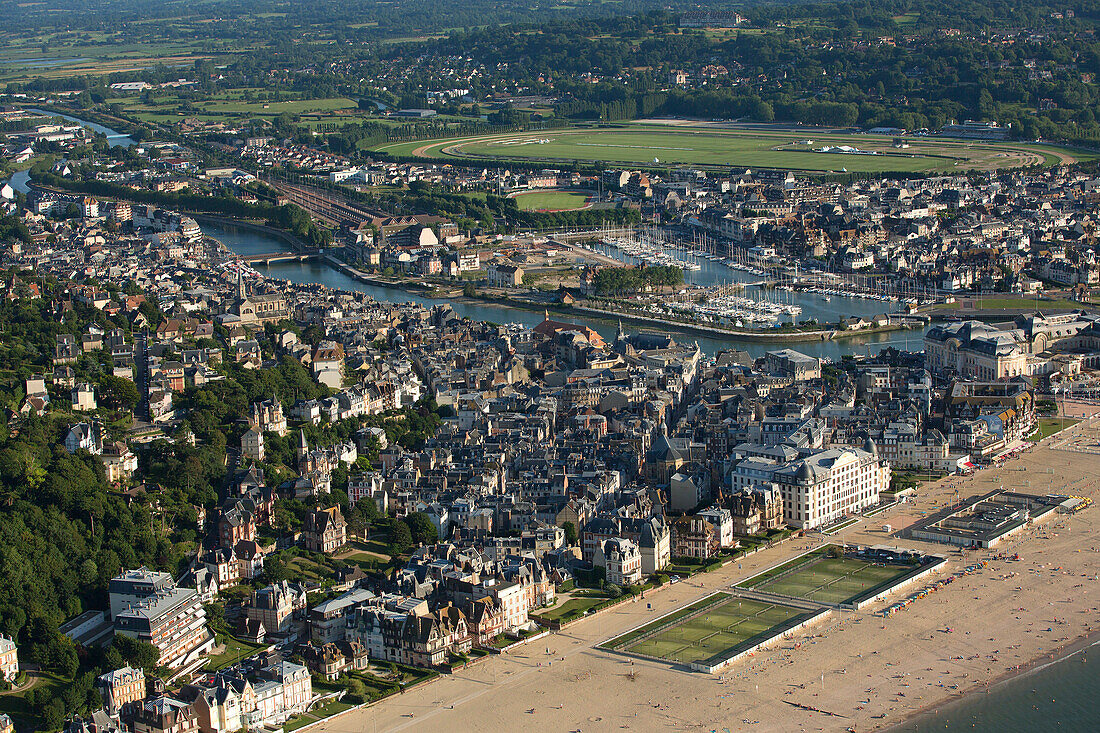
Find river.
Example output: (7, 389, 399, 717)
(2, 109, 919, 360)
(205, 221, 925, 360)
(6, 110, 135, 195)
(26, 108, 136, 147)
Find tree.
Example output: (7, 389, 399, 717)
(264, 555, 293, 583)
(41, 699, 66, 730)
(114, 634, 161, 671)
(204, 602, 226, 633)
(79, 559, 98, 585)
(404, 512, 438, 546)
(462, 282, 477, 298)
(97, 374, 140, 411)
(359, 496, 380, 522)
(346, 502, 375, 537)
(562, 521, 578, 546)
(344, 676, 369, 703)
(389, 520, 412, 555)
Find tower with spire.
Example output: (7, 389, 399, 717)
(297, 428, 309, 463)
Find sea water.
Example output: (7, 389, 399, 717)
(899, 641, 1100, 732)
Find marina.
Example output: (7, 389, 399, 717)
(204, 221, 928, 361)
(590, 224, 940, 307)
(598, 225, 702, 271)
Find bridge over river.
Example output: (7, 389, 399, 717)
(238, 252, 318, 265)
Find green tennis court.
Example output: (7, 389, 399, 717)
(619, 597, 806, 665)
(745, 555, 912, 604)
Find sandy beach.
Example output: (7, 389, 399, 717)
(312, 414, 1100, 733)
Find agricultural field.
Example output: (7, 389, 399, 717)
(105, 89, 363, 126)
(604, 593, 810, 666)
(511, 189, 592, 211)
(377, 123, 1094, 173)
(739, 550, 914, 605)
(0, 30, 232, 82)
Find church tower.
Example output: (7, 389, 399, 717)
(297, 428, 309, 463)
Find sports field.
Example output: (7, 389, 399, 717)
(606, 594, 810, 665)
(740, 552, 913, 605)
(511, 189, 592, 211)
(377, 124, 1092, 173)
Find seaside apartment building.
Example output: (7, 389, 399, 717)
(110, 568, 214, 669)
(772, 446, 889, 529)
(246, 580, 308, 636)
(592, 538, 643, 586)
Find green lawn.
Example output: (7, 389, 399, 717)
(615, 596, 807, 665)
(512, 190, 592, 211)
(197, 96, 358, 115)
(284, 715, 318, 732)
(0, 671, 72, 720)
(668, 557, 723, 576)
(361, 537, 391, 555)
(741, 552, 913, 605)
(207, 634, 268, 670)
(535, 592, 611, 621)
(341, 551, 388, 570)
(284, 553, 336, 582)
(1032, 417, 1079, 440)
(377, 124, 1094, 173)
(280, 690, 357, 728)
(310, 700, 355, 717)
(349, 671, 401, 700)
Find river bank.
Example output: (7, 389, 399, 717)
(567, 302, 922, 343)
(23, 107, 136, 147)
(241, 240, 923, 345)
(192, 213, 312, 252)
(206, 222, 926, 359)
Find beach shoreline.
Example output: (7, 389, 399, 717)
(292, 414, 1100, 733)
(883, 628, 1100, 732)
